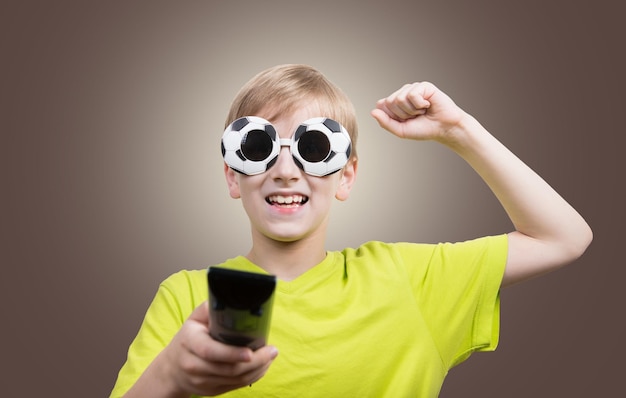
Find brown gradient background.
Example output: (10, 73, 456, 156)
(2, 1, 624, 396)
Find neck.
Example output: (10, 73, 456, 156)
(246, 233, 327, 281)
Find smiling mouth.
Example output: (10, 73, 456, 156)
(266, 194, 309, 207)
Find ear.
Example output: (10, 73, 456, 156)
(224, 163, 241, 199)
(335, 158, 358, 201)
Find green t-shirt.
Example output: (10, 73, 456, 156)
(111, 235, 507, 397)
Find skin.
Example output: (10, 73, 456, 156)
(225, 103, 358, 281)
(122, 82, 592, 397)
(371, 82, 592, 286)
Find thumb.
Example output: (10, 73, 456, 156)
(371, 108, 401, 135)
(371, 108, 389, 128)
(188, 300, 210, 325)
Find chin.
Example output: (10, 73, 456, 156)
(262, 228, 316, 244)
(268, 233, 306, 243)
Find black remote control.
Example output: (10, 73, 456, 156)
(207, 267, 276, 350)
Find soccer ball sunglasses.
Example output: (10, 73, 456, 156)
(221, 116, 352, 177)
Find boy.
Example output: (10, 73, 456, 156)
(110, 64, 592, 397)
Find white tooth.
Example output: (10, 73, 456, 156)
(268, 195, 306, 205)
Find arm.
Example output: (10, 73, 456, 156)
(122, 301, 278, 398)
(371, 82, 592, 287)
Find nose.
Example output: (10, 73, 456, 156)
(269, 146, 301, 181)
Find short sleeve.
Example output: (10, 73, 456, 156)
(398, 234, 508, 368)
(109, 270, 206, 397)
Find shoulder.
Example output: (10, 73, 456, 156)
(340, 240, 435, 260)
(334, 241, 440, 283)
(157, 256, 260, 300)
(160, 268, 207, 292)
(152, 269, 208, 314)
(338, 235, 507, 276)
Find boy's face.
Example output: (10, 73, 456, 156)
(224, 102, 357, 243)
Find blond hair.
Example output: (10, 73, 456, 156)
(225, 64, 358, 160)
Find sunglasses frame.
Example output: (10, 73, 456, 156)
(221, 116, 352, 177)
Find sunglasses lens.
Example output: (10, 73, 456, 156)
(241, 130, 273, 161)
(297, 130, 330, 162)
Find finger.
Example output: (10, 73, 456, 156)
(201, 345, 278, 379)
(375, 98, 407, 122)
(395, 83, 431, 116)
(378, 89, 413, 120)
(393, 84, 420, 114)
(386, 101, 414, 120)
(222, 345, 278, 385)
(181, 321, 254, 365)
(405, 86, 431, 113)
(255, 345, 279, 363)
(196, 359, 273, 396)
(175, 343, 278, 395)
(240, 359, 273, 386)
(371, 108, 403, 135)
(378, 84, 428, 121)
(188, 301, 210, 325)
(184, 301, 252, 362)
(198, 340, 254, 364)
(187, 301, 263, 364)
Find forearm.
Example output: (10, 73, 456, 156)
(372, 81, 592, 285)
(443, 114, 592, 285)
